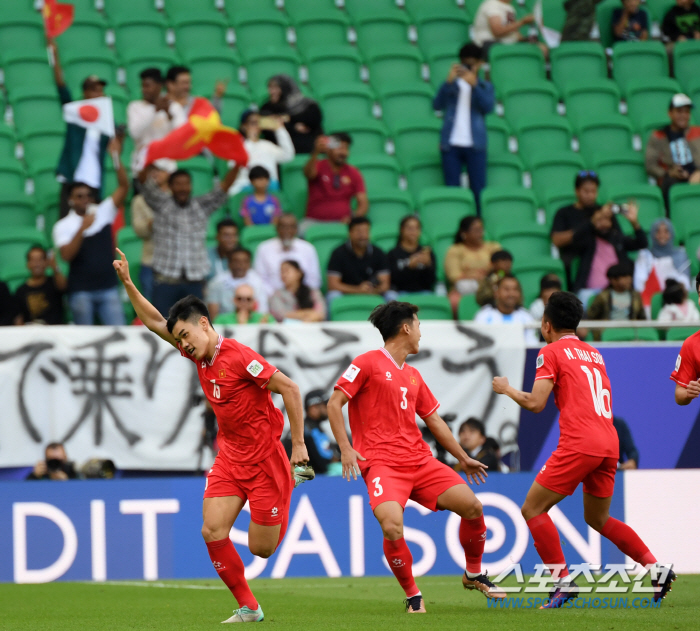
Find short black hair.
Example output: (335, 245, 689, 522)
(368, 301, 419, 341)
(606, 261, 634, 280)
(166, 295, 211, 334)
(168, 169, 191, 186)
(458, 417, 485, 436)
(229, 246, 252, 260)
(454, 215, 481, 243)
(330, 132, 352, 145)
(165, 65, 190, 83)
(216, 217, 238, 233)
(348, 216, 370, 231)
(540, 273, 562, 292)
(543, 291, 584, 332)
(574, 172, 600, 189)
(26, 244, 47, 260)
(483, 436, 500, 452)
(696, 270, 700, 294)
(496, 272, 520, 289)
(663, 279, 686, 306)
(140, 67, 163, 83)
(459, 42, 483, 61)
(491, 250, 513, 264)
(249, 165, 270, 181)
(68, 181, 91, 195)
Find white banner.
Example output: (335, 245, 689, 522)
(0, 323, 526, 469)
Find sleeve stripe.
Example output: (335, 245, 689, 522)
(260, 369, 279, 389)
(535, 375, 554, 380)
(334, 384, 353, 399)
(670, 375, 689, 387)
(420, 401, 440, 419)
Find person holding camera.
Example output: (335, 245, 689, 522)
(27, 443, 77, 481)
(433, 43, 495, 215)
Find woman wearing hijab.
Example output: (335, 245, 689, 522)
(260, 75, 323, 154)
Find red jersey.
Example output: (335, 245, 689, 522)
(334, 348, 440, 469)
(179, 335, 283, 464)
(306, 159, 366, 221)
(535, 335, 618, 458)
(670, 330, 700, 387)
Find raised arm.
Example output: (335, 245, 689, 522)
(327, 389, 365, 480)
(108, 138, 130, 208)
(47, 37, 66, 88)
(492, 376, 554, 413)
(113, 248, 177, 347)
(266, 371, 308, 467)
(220, 163, 241, 192)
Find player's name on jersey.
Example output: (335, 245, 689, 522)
(563, 347, 605, 366)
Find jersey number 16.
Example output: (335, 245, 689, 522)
(580, 366, 611, 419)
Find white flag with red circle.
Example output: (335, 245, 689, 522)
(62, 97, 115, 137)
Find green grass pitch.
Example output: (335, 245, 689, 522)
(0, 575, 696, 630)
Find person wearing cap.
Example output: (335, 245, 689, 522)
(48, 37, 114, 218)
(127, 68, 187, 180)
(285, 390, 337, 474)
(645, 94, 700, 204)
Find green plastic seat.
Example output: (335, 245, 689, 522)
(182, 50, 240, 97)
(316, 83, 377, 128)
(177, 157, 215, 197)
(562, 80, 621, 128)
(625, 77, 682, 130)
(604, 183, 665, 234)
(123, 50, 180, 97)
(489, 44, 546, 97)
(344, 0, 398, 20)
(0, 125, 17, 163)
(354, 11, 411, 56)
(306, 223, 349, 275)
(612, 41, 669, 97)
(0, 164, 27, 196)
(650, 291, 664, 320)
(403, 157, 444, 200)
(458, 293, 480, 320)
(165, 0, 224, 21)
(105, 85, 129, 126)
(218, 83, 254, 128)
(529, 152, 586, 202)
(304, 45, 363, 90)
(367, 189, 415, 226)
(0, 227, 46, 274)
(593, 151, 647, 187)
(514, 116, 573, 169)
(685, 230, 700, 276)
(243, 48, 301, 100)
(325, 119, 389, 155)
(366, 46, 424, 91)
(280, 155, 309, 217)
(113, 16, 169, 53)
(601, 327, 660, 342)
(670, 185, 700, 241)
(512, 257, 566, 305)
(417, 187, 476, 228)
(673, 40, 700, 93)
(428, 220, 463, 283)
(56, 15, 108, 55)
(377, 84, 437, 126)
(351, 154, 401, 192)
(388, 118, 442, 165)
(2, 52, 55, 95)
(21, 130, 65, 169)
(29, 160, 60, 209)
(575, 114, 635, 162)
(371, 223, 399, 252)
(665, 327, 699, 342)
(645, 0, 677, 21)
(231, 12, 289, 52)
(293, 13, 350, 53)
(173, 17, 230, 56)
(540, 0, 568, 31)
(103, 0, 162, 22)
(481, 187, 539, 230)
(403, 294, 453, 320)
(61, 50, 119, 98)
(502, 81, 560, 128)
(497, 225, 552, 258)
(550, 42, 608, 94)
(487, 154, 525, 189)
(414, 8, 471, 55)
(0, 193, 36, 229)
(426, 43, 460, 90)
(541, 187, 576, 228)
(486, 115, 512, 158)
(2, 3, 43, 21)
(330, 295, 385, 322)
(0, 19, 45, 53)
(241, 224, 278, 253)
(10, 89, 64, 137)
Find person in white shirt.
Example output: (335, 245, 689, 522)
(472, 0, 536, 48)
(657, 279, 700, 322)
(228, 110, 295, 195)
(475, 274, 539, 344)
(254, 213, 321, 295)
(127, 68, 187, 178)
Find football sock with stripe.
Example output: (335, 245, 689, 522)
(459, 515, 487, 576)
(383, 537, 420, 598)
(206, 538, 258, 610)
(527, 513, 570, 578)
(600, 517, 656, 566)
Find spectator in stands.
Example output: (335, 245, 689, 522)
(304, 133, 368, 226)
(326, 217, 390, 304)
(551, 171, 607, 287)
(13, 246, 66, 325)
(445, 216, 502, 312)
(476, 249, 514, 307)
(612, 0, 649, 41)
(53, 140, 128, 325)
(562, 0, 605, 41)
(0, 282, 16, 325)
(131, 160, 177, 300)
(472, 0, 537, 51)
(269, 260, 326, 323)
(260, 75, 323, 155)
(658, 278, 700, 322)
(587, 262, 646, 331)
(661, 0, 700, 47)
(254, 213, 322, 295)
(137, 163, 240, 317)
(48, 37, 112, 217)
(457, 418, 502, 472)
(208, 218, 240, 281)
(206, 247, 268, 321)
(387, 216, 436, 294)
(165, 65, 225, 115)
(645, 94, 700, 204)
(474, 274, 538, 343)
(212, 283, 270, 326)
(127, 68, 186, 180)
(433, 43, 494, 213)
(229, 110, 295, 195)
(613, 417, 640, 470)
(26, 442, 77, 481)
(239, 166, 283, 226)
(634, 218, 691, 303)
(529, 273, 562, 321)
(302, 390, 337, 474)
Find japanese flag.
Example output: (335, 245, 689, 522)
(63, 97, 115, 137)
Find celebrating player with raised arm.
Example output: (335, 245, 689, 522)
(671, 272, 700, 405)
(114, 249, 310, 624)
(492, 291, 675, 608)
(327, 301, 505, 614)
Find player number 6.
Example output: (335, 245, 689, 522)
(400, 387, 408, 410)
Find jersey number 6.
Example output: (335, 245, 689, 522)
(400, 387, 408, 410)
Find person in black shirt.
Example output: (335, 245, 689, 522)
(14, 246, 67, 325)
(613, 416, 640, 470)
(326, 217, 390, 303)
(456, 418, 502, 473)
(26, 442, 78, 481)
(387, 216, 436, 294)
(612, 0, 649, 41)
(0, 281, 16, 325)
(662, 0, 700, 44)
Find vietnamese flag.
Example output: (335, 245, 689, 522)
(43, 0, 74, 38)
(144, 97, 248, 166)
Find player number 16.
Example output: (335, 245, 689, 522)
(213, 384, 221, 399)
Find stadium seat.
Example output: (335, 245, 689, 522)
(426, 43, 460, 90)
(575, 114, 635, 162)
(353, 11, 411, 56)
(417, 187, 476, 228)
(514, 116, 573, 169)
(173, 17, 230, 56)
(56, 14, 108, 55)
(487, 154, 525, 189)
(106, 86, 129, 126)
(666, 327, 698, 342)
(377, 84, 437, 127)
(280, 155, 308, 216)
(541, 187, 577, 228)
(371, 223, 399, 252)
(314, 82, 377, 128)
(502, 82, 560, 128)
(650, 291, 664, 320)
(350, 154, 401, 192)
(403, 294, 452, 320)
(0, 227, 46, 274)
(601, 327, 660, 342)
(343, 0, 399, 20)
(330, 295, 385, 321)
(112, 16, 169, 54)
(512, 257, 566, 304)
(604, 184, 665, 232)
(669, 185, 700, 241)
(550, 42, 608, 94)
(103, 0, 162, 22)
(685, 230, 700, 276)
(61, 50, 119, 98)
(164, 0, 223, 21)
(0, 18, 45, 53)
(540, 0, 569, 31)
(218, 83, 254, 128)
(480, 187, 539, 230)
(402, 157, 444, 200)
(593, 151, 648, 187)
(562, 80, 621, 128)
(2, 3, 43, 21)
(304, 45, 363, 90)
(673, 41, 700, 93)
(241, 224, 278, 254)
(182, 50, 240, 98)
(0, 193, 36, 229)
(496, 225, 552, 259)
(367, 189, 415, 227)
(10, 88, 64, 137)
(529, 152, 586, 202)
(414, 8, 471, 55)
(625, 77, 682, 130)
(231, 11, 289, 52)
(1, 52, 55, 95)
(177, 157, 214, 197)
(485, 115, 512, 158)
(29, 160, 60, 209)
(325, 119, 389, 155)
(293, 13, 351, 53)
(427, 221, 460, 283)
(242, 48, 301, 98)
(0, 125, 17, 163)
(366, 45, 424, 91)
(122, 50, 180, 98)
(489, 44, 546, 97)
(0, 164, 27, 196)
(645, 0, 677, 22)
(21, 129, 65, 169)
(305, 223, 350, 279)
(612, 41, 669, 97)
(457, 293, 480, 320)
(388, 118, 442, 165)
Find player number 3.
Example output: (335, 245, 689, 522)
(372, 477, 383, 497)
(399, 387, 408, 410)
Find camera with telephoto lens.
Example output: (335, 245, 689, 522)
(611, 203, 630, 215)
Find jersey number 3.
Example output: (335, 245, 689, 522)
(372, 477, 383, 497)
(580, 366, 611, 419)
(400, 387, 408, 410)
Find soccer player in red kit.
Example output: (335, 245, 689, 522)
(327, 301, 505, 613)
(671, 272, 700, 406)
(114, 249, 309, 623)
(492, 291, 675, 608)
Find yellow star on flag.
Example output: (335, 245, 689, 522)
(184, 110, 225, 148)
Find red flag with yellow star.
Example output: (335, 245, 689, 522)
(43, 0, 74, 38)
(144, 97, 248, 166)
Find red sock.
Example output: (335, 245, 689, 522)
(601, 517, 656, 566)
(206, 538, 258, 609)
(459, 515, 486, 574)
(527, 514, 569, 578)
(383, 537, 420, 598)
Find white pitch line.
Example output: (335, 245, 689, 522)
(82, 581, 226, 590)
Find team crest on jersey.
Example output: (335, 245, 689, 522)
(342, 364, 360, 382)
(410, 376, 418, 386)
(676, 354, 682, 371)
(219, 369, 226, 378)
(536, 355, 544, 369)
(246, 360, 264, 377)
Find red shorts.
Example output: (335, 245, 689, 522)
(536, 448, 617, 498)
(204, 441, 293, 526)
(361, 458, 466, 512)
